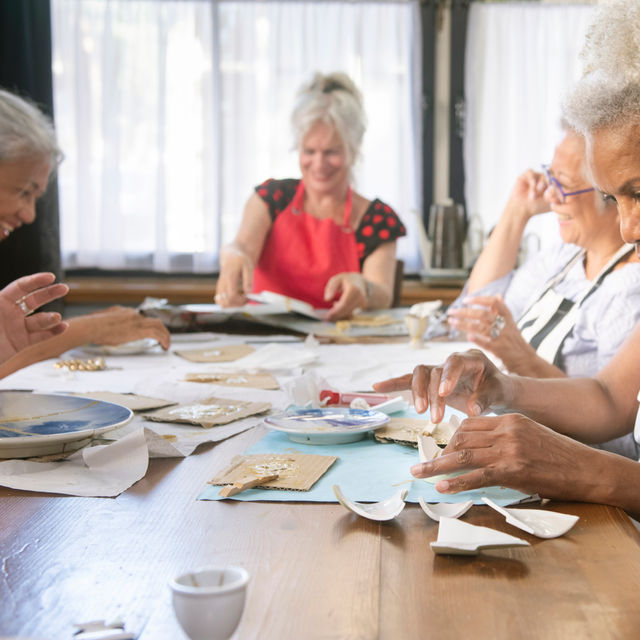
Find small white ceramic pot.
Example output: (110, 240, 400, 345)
(169, 565, 250, 640)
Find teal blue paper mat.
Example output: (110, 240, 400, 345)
(198, 430, 529, 505)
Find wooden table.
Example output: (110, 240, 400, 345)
(2, 423, 640, 640)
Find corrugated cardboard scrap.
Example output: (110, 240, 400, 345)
(374, 416, 458, 446)
(66, 391, 177, 412)
(142, 396, 271, 428)
(174, 344, 255, 363)
(185, 371, 278, 390)
(209, 452, 337, 491)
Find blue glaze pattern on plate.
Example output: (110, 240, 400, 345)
(0, 391, 133, 458)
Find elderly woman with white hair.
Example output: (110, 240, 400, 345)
(0, 88, 170, 378)
(215, 72, 405, 320)
(374, 0, 640, 518)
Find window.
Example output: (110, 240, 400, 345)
(460, 1, 595, 251)
(52, 0, 423, 273)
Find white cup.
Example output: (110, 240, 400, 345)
(404, 314, 428, 348)
(169, 565, 250, 640)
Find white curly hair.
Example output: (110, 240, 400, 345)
(0, 88, 62, 167)
(564, 0, 640, 134)
(290, 71, 367, 169)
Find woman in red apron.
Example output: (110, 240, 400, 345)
(215, 72, 405, 320)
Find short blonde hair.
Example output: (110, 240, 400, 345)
(291, 71, 366, 167)
(0, 88, 62, 167)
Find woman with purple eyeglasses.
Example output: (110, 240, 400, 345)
(446, 126, 640, 382)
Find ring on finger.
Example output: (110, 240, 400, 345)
(490, 314, 505, 339)
(15, 297, 32, 316)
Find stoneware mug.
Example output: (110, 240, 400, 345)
(170, 565, 250, 640)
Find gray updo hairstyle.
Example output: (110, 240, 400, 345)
(0, 88, 63, 167)
(291, 71, 366, 167)
(564, 0, 640, 134)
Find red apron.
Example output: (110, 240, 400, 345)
(252, 181, 360, 308)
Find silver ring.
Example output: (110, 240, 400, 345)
(16, 299, 32, 316)
(490, 315, 505, 339)
(215, 292, 228, 302)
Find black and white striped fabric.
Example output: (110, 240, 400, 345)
(517, 244, 634, 367)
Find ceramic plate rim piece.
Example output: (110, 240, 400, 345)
(333, 484, 408, 521)
(482, 497, 579, 539)
(82, 337, 159, 355)
(265, 407, 389, 445)
(418, 496, 474, 522)
(0, 391, 133, 458)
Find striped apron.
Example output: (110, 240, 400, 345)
(517, 244, 634, 367)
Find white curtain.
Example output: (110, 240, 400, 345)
(51, 0, 423, 273)
(464, 2, 596, 253)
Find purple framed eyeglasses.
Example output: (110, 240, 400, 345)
(542, 164, 594, 203)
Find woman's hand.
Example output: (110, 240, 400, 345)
(506, 168, 550, 221)
(215, 244, 254, 308)
(324, 272, 368, 321)
(447, 295, 533, 367)
(0, 272, 69, 363)
(73, 306, 171, 350)
(373, 349, 508, 423)
(409, 412, 609, 502)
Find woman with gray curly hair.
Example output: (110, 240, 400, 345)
(375, 0, 640, 518)
(215, 71, 405, 320)
(0, 88, 171, 377)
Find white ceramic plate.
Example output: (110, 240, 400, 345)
(264, 407, 389, 444)
(0, 391, 133, 458)
(82, 338, 159, 355)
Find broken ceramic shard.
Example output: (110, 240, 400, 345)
(482, 497, 579, 539)
(333, 484, 408, 521)
(430, 516, 530, 555)
(418, 497, 473, 522)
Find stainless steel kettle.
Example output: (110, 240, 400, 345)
(427, 202, 465, 270)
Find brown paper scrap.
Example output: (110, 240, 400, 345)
(185, 371, 278, 390)
(142, 396, 271, 428)
(374, 416, 457, 447)
(174, 344, 255, 363)
(210, 453, 337, 492)
(66, 391, 178, 412)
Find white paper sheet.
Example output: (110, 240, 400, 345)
(0, 427, 149, 497)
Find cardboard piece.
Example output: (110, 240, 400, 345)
(209, 452, 337, 491)
(142, 396, 271, 428)
(173, 344, 255, 363)
(66, 391, 177, 412)
(185, 371, 279, 390)
(335, 314, 400, 334)
(374, 416, 458, 446)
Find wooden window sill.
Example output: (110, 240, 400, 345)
(64, 276, 462, 307)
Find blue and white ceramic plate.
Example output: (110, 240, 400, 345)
(264, 407, 389, 444)
(0, 391, 133, 458)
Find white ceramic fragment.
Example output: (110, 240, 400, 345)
(417, 434, 441, 463)
(333, 485, 408, 521)
(418, 497, 473, 522)
(430, 516, 530, 555)
(481, 497, 579, 539)
(416, 433, 465, 485)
